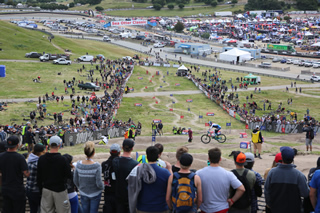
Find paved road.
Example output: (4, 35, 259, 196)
(58, 34, 312, 81)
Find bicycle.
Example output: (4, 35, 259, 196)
(201, 132, 227, 144)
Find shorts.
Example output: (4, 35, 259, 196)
(306, 138, 313, 146)
(253, 143, 262, 150)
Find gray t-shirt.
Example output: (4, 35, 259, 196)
(196, 166, 242, 212)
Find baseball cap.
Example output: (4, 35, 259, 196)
(49, 136, 62, 146)
(6, 135, 19, 148)
(122, 139, 135, 149)
(180, 153, 193, 167)
(233, 151, 246, 166)
(26, 122, 31, 124)
(245, 152, 255, 163)
(131, 125, 135, 128)
(110, 144, 121, 153)
(256, 125, 259, 129)
(34, 144, 45, 153)
(280, 146, 295, 161)
(274, 153, 282, 163)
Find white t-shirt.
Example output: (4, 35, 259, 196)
(196, 166, 242, 212)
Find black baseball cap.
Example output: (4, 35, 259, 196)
(180, 153, 193, 167)
(7, 135, 19, 148)
(122, 139, 135, 149)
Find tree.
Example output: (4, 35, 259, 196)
(245, 0, 281, 10)
(217, 0, 223, 2)
(168, 3, 174, 9)
(152, 0, 165, 6)
(178, 3, 184, 8)
(211, 0, 217, 6)
(204, 0, 212, 5)
(296, 0, 317, 10)
(153, 3, 162, 10)
(174, 21, 184, 32)
(283, 16, 292, 22)
(231, 0, 237, 4)
(95, 6, 104, 11)
(69, 2, 74, 7)
(201, 32, 210, 39)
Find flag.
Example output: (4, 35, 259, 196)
(180, 115, 184, 119)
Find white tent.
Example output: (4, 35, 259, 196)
(219, 48, 252, 63)
(311, 42, 320, 47)
(178, 65, 188, 71)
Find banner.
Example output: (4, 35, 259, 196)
(186, 99, 193, 102)
(206, 112, 215, 116)
(154, 63, 161, 67)
(111, 20, 147, 26)
(135, 103, 142, 106)
(163, 64, 171, 67)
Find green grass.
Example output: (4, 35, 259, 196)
(104, 5, 244, 17)
(300, 89, 320, 96)
(232, 90, 320, 121)
(0, 21, 62, 60)
(267, 142, 301, 147)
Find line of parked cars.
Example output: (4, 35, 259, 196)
(272, 57, 320, 68)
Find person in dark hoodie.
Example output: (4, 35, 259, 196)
(251, 125, 263, 159)
(37, 136, 71, 213)
(26, 143, 46, 213)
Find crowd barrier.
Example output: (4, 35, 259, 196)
(248, 122, 320, 134)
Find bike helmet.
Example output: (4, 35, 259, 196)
(208, 121, 212, 125)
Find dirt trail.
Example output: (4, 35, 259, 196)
(155, 70, 170, 92)
(140, 67, 157, 93)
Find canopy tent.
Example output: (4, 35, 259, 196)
(244, 73, 257, 79)
(178, 65, 188, 71)
(311, 42, 320, 47)
(219, 48, 251, 63)
(244, 73, 261, 84)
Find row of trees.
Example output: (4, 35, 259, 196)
(245, 0, 318, 11)
(39, 3, 68, 9)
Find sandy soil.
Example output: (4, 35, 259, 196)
(73, 131, 320, 178)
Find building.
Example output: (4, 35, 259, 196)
(174, 43, 211, 56)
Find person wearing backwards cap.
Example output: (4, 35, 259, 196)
(251, 125, 263, 159)
(229, 151, 256, 213)
(101, 144, 121, 213)
(264, 153, 282, 180)
(37, 135, 72, 213)
(166, 153, 202, 213)
(0, 135, 29, 213)
(244, 153, 263, 213)
(264, 147, 309, 213)
(112, 139, 138, 213)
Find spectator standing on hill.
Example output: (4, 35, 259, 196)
(74, 142, 104, 213)
(251, 126, 263, 159)
(26, 144, 46, 213)
(112, 139, 138, 213)
(166, 153, 202, 213)
(128, 146, 171, 213)
(151, 121, 157, 135)
(188, 127, 193, 143)
(244, 153, 263, 213)
(229, 151, 256, 213)
(37, 136, 71, 213)
(0, 136, 29, 213)
(25, 126, 34, 153)
(172, 146, 189, 173)
(265, 147, 309, 213)
(303, 123, 314, 152)
(101, 144, 121, 213)
(158, 121, 163, 136)
(196, 148, 245, 213)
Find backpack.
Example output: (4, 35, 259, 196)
(230, 169, 251, 209)
(308, 129, 314, 140)
(124, 130, 129, 139)
(171, 172, 197, 213)
(102, 158, 116, 192)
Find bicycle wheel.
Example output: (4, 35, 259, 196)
(216, 134, 227, 143)
(201, 134, 211, 144)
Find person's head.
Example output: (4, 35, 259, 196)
(154, 143, 164, 155)
(110, 143, 121, 157)
(208, 121, 212, 126)
(63, 154, 74, 168)
(122, 139, 135, 152)
(208, 148, 221, 164)
(6, 135, 20, 150)
(244, 152, 255, 169)
(256, 125, 259, 130)
(146, 146, 159, 162)
(180, 153, 193, 169)
(176, 146, 189, 161)
(131, 125, 135, 129)
(233, 151, 246, 168)
(84, 141, 95, 158)
(49, 136, 62, 149)
(33, 143, 46, 156)
(280, 146, 295, 164)
(273, 152, 282, 168)
(27, 126, 32, 132)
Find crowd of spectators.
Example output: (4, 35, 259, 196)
(0, 135, 318, 213)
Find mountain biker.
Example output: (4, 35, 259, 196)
(208, 121, 221, 137)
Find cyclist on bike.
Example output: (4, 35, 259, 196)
(208, 121, 221, 137)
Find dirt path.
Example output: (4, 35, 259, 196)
(155, 70, 170, 92)
(140, 67, 157, 93)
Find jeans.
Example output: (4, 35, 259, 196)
(80, 193, 101, 213)
(70, 195, 79, 213)
(26, 190, 41, 213)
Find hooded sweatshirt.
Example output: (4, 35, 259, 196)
(26, 153, 40, 192)
(37, 152, 71, 192)
(127, 163, 157, 213)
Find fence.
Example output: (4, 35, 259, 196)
(248, 122, 320, 134)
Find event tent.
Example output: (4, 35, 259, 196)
(219, 48, 251, 63)
(176, 65, 188, 76)
(244, 73, 261, 84)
